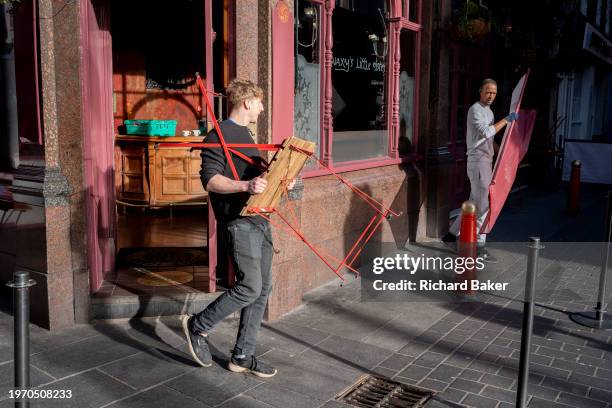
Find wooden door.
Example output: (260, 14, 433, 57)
(81, 0, 116, 292)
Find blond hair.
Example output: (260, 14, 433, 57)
(226, 79, 264, 106)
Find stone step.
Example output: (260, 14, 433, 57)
(90, 291, 223, 319)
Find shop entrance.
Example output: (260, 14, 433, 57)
(82, 0, 234, 312)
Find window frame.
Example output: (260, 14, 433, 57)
(297, 0, 423, 179)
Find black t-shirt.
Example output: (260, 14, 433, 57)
(200, 120, 266, 224)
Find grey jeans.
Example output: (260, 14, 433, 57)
(192, 219, 273, 357)
(450, 160, 492, 245)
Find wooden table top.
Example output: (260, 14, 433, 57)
(115, 135, 205, 143)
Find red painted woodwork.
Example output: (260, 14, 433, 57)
(204, 0, 217, 293)
(12, 0, 43, 147)
(272, 1, 295, 144)
(81, 0, 116, 293)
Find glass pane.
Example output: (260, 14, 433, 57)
(409, 0, 418, 22)
(295, 1, 321, 166)
(398, 30, 416, 155)
(332, 0, 388, 163)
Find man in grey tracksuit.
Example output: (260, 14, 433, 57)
(447, 79, 518, 261)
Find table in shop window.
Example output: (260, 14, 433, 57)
(114, 135, 208, 208)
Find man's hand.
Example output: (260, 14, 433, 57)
(246, 177, 267, 194)
(505, 112, 519, 123)
(287, 179, 297, 190)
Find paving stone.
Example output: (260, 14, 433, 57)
(261, 349, 363, 401)
(449, 378, 484, 394)
(595, 367, 612, 379)
(462, 393, 498, 408)
(369, 366, 398, 378)
(527, 397, 574, 408)
(245, 383, 324, 408)
(557, 392, 608, 408)
(310, 304, 394, 341)
(530, 336, 564, 350)
(397, 364, 431, 382)
(320, 401, 353, 408)
(479, 385, 515, 403)
(378, 353, 414, 371)
(12, 369, 135, 408)
(427, 320, 459, 334)
(259, 322, 330, 354)
(561, 343, 604, 358)
(483, 344, 513, 357)
(165, 366, 261, 406)
(536, 345, 580, 362)
(550, 358, 596, 376)
(30, 335, 143, 379)
(480, 373, 514, 388)
(106, 385, 208, 408)
(398, 340, 430, 357)
(588, 387, 612, 403)
(301, 334, 393, 371)
(414, 352, 447, 368)
(428, 364, 462, 383)
(98, 348, 197, 389)
(218, 395, 276, 408)
(0, 362, 55, 399)
(458, 368, 484, 382)
(578, 354, 612, 369)
(529, 362, 571, 380)
(470, 329, 500, 343)
(435, 387, 466, 404)
(418, 378, 448, 392)
(570, 372, 612, 389)
(466, 356, 500, 375)
(457, 340, 490, 356)
(444, 351, 477, 368)
(317, 401, 353, 408)
(540, 376, 589, 396)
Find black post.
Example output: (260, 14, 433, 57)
(516, 237, 541, 408)
(570, 191, 612, 329)
(6, 270, 36, 408)
(595, 191, 612, 321)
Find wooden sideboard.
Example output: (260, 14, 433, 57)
(114, 136, 207, 207)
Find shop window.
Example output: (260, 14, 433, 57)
(398, 30, 416, 156)
(331, 0, 388, 163)
(295, 0, 321, 165)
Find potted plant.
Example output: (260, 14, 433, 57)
(450, 0, 491, 42)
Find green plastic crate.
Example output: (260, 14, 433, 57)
(124, 120, 177, 137)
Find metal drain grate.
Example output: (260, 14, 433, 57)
(337, 375, 434, 408)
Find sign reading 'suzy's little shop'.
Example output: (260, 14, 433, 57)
(332, 55, 386, 73)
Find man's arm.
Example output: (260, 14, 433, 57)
(471, 106, 503, 140)
(206, 174, 267, 194)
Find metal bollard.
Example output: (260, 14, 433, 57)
(570, 191, 612, 329)
(566, 160, 581, 214)
(516, 237, 542, 408)
(6, 271, 36, 408)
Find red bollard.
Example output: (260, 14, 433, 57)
(457, 201, 477, 294)
(567, 160, 581, 214)
(458, 201, 477, 252)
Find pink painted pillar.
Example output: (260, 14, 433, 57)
(272, 0, 294, 143)
(321, 0, 334, 165)
(388, 17, 402, 158)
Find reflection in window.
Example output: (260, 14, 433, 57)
(332, 0, 388, 163)
(399, 30, 416, 155)
(111, 0, 205, 90)
(294, 1, 321, 165)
